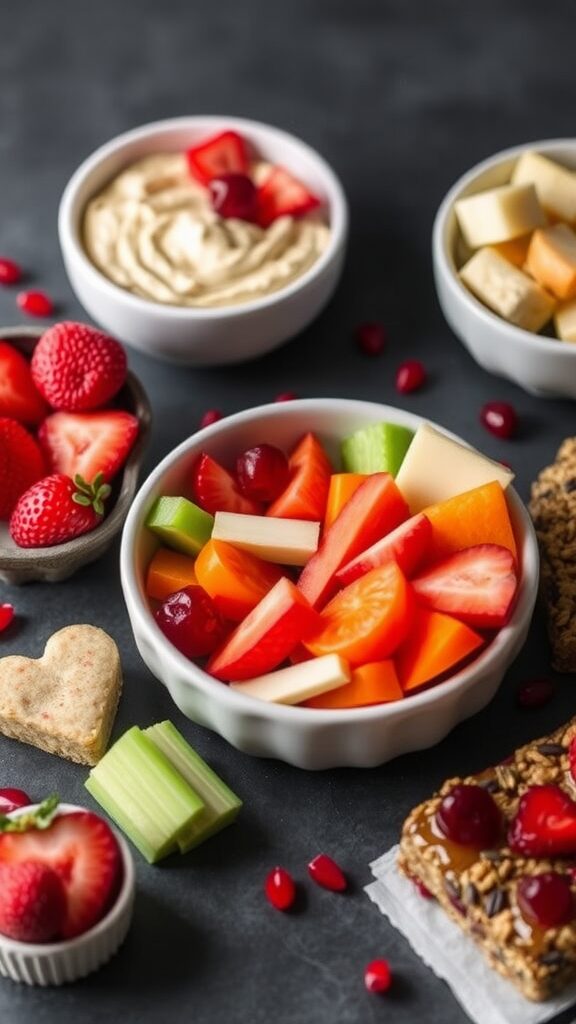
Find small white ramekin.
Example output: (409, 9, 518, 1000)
(0, 803, 135, 986)
(58, 116, 348, 366)
(433, 138, 576, 399)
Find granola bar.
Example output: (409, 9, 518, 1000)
(398, 719, 576, 1001)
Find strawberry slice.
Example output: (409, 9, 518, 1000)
(411, 544, 517, 629)
(186, 130, 249, 185)
(266, 433, 333, 521)
(0, 810, 121, 939)
(0, 342, 48, 425)
(191, 453, 263, 516)
(257, 166, 321, 228)
(336, 513, 432, 586)
(508, 785, 576, 857)
(39, 410, 139, 483)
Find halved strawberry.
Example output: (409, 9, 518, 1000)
(508, 785, 576, 857)
(257, 166, 321, 228)
(0, 342, 49, 425)
(0, 811, 121, 939)
(39, 410, 139, 483)
(411, 544, 517, 629)
(336, 513, 432, 586)
(191, 453, 263, 516)
(0, 417, 46, 519)
(186, 131, 249, 185)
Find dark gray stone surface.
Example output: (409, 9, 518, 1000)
(1, 1, 576, 1020)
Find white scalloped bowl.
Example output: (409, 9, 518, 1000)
(0, 803, 135, 986)
(120, 399, 539, 770)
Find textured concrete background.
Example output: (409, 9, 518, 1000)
(1, 1, 576, 1021)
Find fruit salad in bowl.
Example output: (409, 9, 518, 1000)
(120, 399, 539, 770)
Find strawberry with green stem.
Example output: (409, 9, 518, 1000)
(9, 472, 111, 548)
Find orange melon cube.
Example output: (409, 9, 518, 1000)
(422, 481, 517, 563)
(396, 606, 484, 693)
(303, 660, 403, 708)
(324, 473, 368, 529)
(493, 234, 532, 268)
(525, 224, 576, 300)
(146, 547, 198, 600)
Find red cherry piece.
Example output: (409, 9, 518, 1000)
(364, 959, 392, 994)
(0, 604, 14, 633)
(155, 586, 227, 660)
(17, 290, 54, 318)
(517, 872, 574, 929)
(395, 359, 426, 394)
(517, 678, 555, 709)
(0, 258, 22, 285)
(0, 788, 31, 815)
(436, 784, 502, 848)
(264, 866, 296, 911)
(480, 401, 518, 440)
(209, 173, 259, 223)
(199, 409, 223, 429)
(236, 444, 290, 503)
(508, 784, 576, 857)
(307, 853, 347, 892)
(356, 322, 386, 356)
(275, 391, 298, 402)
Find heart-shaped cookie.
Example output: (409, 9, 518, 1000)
(0, 625, 122, 766)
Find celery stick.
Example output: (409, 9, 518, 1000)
(85, 726, 205, 863)
(341, 422, 414, 476)
(145, 722, 242, 853)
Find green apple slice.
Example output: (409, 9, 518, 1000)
(341, 422, 414, 477)
(146, 496, 213, 556)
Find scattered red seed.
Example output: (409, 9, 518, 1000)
(364, 959, 392, 994)
(275, 391, 298, 402)
(0, 258, 22, 285)
(517, 678, 555, 709)
(480, 401, 517, 440)
(395, 359, 426, 394)
(264, 866, 296, 911)
(199, 409, 223, 429)
(0, 788, 31, 815)
(356, 322, 386, 356)
(17, 290, 54, 318)
(307, 853, 347, 892)
(0, 605, 14, 633)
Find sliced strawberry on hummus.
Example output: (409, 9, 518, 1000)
(257, 166, 321, 227)
(186, 131, 249, 184)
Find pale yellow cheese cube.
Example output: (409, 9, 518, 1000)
(459, 246, 556, 332)
(555, 298, 576, 342)
(454, 184, 545, 248)
(512, 150, 576, 224)
(525, 224, 576, 300)
(395, 423, 514, 513)
(212, 511, 319, 566)
(230, 654, 351, 705)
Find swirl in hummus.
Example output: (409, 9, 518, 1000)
(82, 154, 330, 308)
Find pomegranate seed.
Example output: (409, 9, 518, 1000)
(395, 359, 426, 394)
(0, 258, 22, 285)
(199, 409, 223, 429)
(0, 788, 31, 815)
(17, 290, 54, 318)
(517, 678, 555, 709)
(356, 322, 386, 356)
(517, 872, 575, 928)
(436, 784, 502, 848)
(209, 173, 258, 222)
(0, 604, 14, 632)
(275, 391, 298, 402)
(264, 866, 296, 911)
(364, 959, 392, 994)
(307, 853, 347, 892)
(236, 444, 290, 503)
(480, 401, 517, 440)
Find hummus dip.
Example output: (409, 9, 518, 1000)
(82, 154, 330, 308)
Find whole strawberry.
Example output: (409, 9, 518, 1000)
(9, 473, 111, 548)
(0, 417, 46, 520)
(31, 322, 127, 411)
(0, 860, 66, 942)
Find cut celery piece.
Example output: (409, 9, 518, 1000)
(145, 722, 242, 853)
(341, 423, 414, 477)
(146, 496, 214, 557)
(85, 726, 205, 863)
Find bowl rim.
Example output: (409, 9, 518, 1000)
(58, 114, 349, 320)
(432, 137, 576, 355)
(0, 802, 134, 955)
(120, 397, 539, 725)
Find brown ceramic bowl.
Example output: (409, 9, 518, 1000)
(0, 326, 152, 584)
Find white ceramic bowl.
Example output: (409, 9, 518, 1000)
(120, 398, 539, 770)
(433, 138, 576, 398)
(0, 803, 135, 986)
(58, 116, 348, 366)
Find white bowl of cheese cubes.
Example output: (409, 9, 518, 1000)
(120, 398, 538, 770)
(433, 139, 576, 398)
